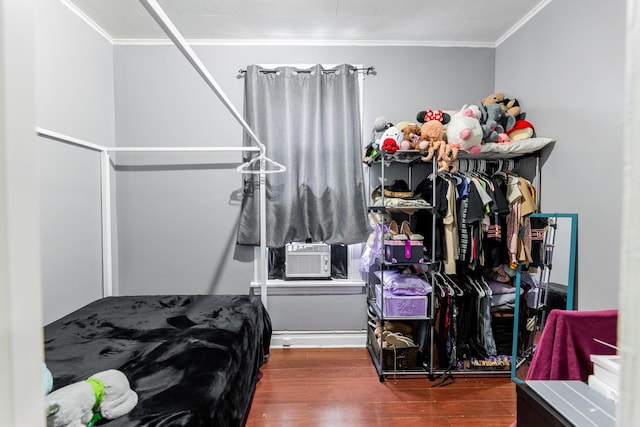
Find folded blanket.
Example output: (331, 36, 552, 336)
(526, 309, 618, 382)
(45, 369, 138, 427)
(374, 269, 432, 296)
(486, 279, 516, 295)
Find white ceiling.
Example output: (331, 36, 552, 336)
(63, 0, 550, 46)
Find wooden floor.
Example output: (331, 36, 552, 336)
(246, 348, 517, 427)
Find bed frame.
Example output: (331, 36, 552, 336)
(44, 294, 271, 426)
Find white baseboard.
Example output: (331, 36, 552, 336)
(270, 330, 367, 348)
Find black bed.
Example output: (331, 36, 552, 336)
(44, 294, 272, 426)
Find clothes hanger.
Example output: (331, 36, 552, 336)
(434, 272, 455, 296)
(440, 272, 464, 296)
(432, 276, 446, 298)
(478, 276, 493, 297)
(236, 153, 286, 174)
(465, 275, 485, 297)
(492, 159, 509, 179)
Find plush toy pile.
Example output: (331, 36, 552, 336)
(45, 369, 138, 427)
(365, 93, 536, 171)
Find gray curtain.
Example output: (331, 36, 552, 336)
(237, 63, 369, 247)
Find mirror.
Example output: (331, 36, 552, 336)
(511, 213, 578, 382)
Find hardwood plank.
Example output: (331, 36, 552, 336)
(246, 348, 517, 426)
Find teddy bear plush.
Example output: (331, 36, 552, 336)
(482, 93, 523, 124)
(482, 92, 506, 107)
(397, 122, 422, 150)
(503, 98, 523, 118)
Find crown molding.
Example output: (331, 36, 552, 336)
(496, 0, 553, 47)
(61, 0, 550, 49)
(112, 37, 496, 48)
(59, 0, 114, 43)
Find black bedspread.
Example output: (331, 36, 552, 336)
(44, 295, 271, 426)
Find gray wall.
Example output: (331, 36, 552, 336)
(35, 0, 116, 324)
(40, 0, 625, 329)
(495, 0, 625, 310)
(112, 45, 495, 330)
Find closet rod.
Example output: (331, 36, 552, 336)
(107, 146, 260, 153)
(36, 127, 260, 153)
(237, 66, 377, 76)
(36, 127, 104, 152)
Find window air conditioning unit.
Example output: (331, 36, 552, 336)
(285, 242, 331, 279)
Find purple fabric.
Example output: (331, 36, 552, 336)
(374, 270, 431, 296)
(486, 279, 515, 295)
(359, 223, 387, 274)
(526, 309, 618, 382)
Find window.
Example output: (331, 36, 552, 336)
(239, 64, 370, 287)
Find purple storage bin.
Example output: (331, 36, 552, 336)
(375, 285, 428, 318)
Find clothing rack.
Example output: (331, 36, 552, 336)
(456, 158, 516, 173)
(237, 65, 376, 76)
(456, 156, 541, 208)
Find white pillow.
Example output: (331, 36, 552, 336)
(459, 137, 555, 159)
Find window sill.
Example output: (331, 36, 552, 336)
(250, 279, 365, 295)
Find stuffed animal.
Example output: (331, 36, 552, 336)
(503, 98, 523, 118)
(446, 108, 483, 155)
(496, 132, 512, 144)
(418, 120, 446, 161)
(455, 104, 498, 143)
(416, 109, 451, 125)
(482, 92, 506, 107)
(484, 103, 515, 133)
(45, 369, 138, 427)
(379, 126, 403, 154)
(398, 123, 422, 150)
(394, 121, 411, 132)
(507, 119, 535, 140)
(419, 120, 460, 172)
(363, 116, 392, 164)
(482, 93, 524, 124)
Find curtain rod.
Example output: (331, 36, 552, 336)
(237, 66, 376, 77)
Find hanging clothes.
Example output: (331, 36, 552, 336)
(414, 171, 448, 262)
(443, 178, 460, 274)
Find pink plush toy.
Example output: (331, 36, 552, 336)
(496, 133, 512, 144)
(446, 107, 483, 155)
